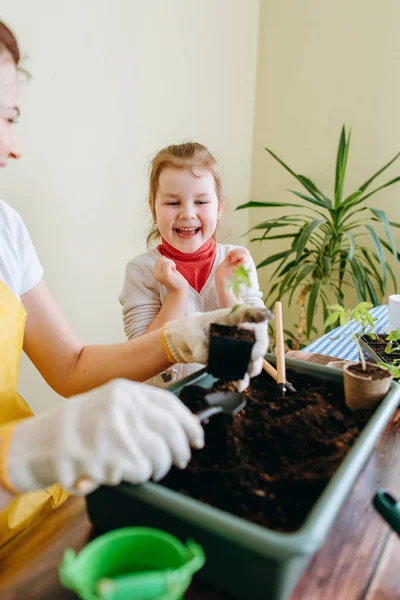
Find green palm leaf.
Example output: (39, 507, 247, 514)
(341, 190, 363, 208)
(334, 126, 350, 208)
(358, 150, 400, 192)
(237, 201, 299, 210)
(250, 217, 305, 231)
(307, 279, 321, 337)
(296, 219, 324, 261)
(265, 148, 330, 206)
(360, 249, 384, 294)
(350, 259, 367, 300)
(344, 231, 355, 260)
(364, 272, 379, 305)
(297, 176, 332, 206)
(288, 190, 331, 210)
(360, 176, 400, 203)
(365, 224, 387, 287)
(378, 237, 400, 261)
(257, 250, 291, 269)
(250, 233, 297, 242)
(369, 208, 398, 260)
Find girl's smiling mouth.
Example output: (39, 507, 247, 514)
(175, 227, 201, 238)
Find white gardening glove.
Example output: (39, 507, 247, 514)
(162, 305, 270, 391)
(4, 379, 204, 495)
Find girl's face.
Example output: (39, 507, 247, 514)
(0, 55, 21, 168)
(154, 167, 221, 253)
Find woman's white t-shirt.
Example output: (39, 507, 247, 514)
(0, 199, 43, 299)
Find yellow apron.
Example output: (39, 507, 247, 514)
(0, 279, 68, 547)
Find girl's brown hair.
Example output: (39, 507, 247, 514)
(0, 22, 20, 65)
(147, 142, 225, 247)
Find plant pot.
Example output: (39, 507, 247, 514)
(326, 360, 355, 370)
(86, 356, 400, 600)
(343, 362, 393, 411)
(207, 323, 255, 381)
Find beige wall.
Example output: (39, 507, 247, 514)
(4, 0, 400, 411)
(250, 0, 400, 339)
(2, 0, 260, 412)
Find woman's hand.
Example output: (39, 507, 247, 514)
(162, 305, 271, 391)
(3, 379, 204, 494)
(153, 257, 189, 295)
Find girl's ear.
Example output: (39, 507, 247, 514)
(217, 203, 223, 219)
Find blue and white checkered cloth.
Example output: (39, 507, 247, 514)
(303, 305, 388, 361)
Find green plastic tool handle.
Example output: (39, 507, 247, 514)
(373, 489, 400, 536)
(98, 570, 171, 600)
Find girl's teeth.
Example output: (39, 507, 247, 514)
(176, 227, 200, 237)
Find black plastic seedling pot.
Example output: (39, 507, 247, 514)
(207, 323, 255, 380)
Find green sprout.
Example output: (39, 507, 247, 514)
(378, 359, 400, 380)
(384, 328, 400, 354)
(227, 265, 252, 313)
(227, 265, 251, 299)
(325, 302, 378, 371)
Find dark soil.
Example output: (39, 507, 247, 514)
(209, 324, 255, 344)
(161, 370, 372, 532)
(347, 363, 392, 380)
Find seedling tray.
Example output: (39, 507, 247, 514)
(360, 333, 400, 365)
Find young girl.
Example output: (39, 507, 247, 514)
(119, 142, 265, 386)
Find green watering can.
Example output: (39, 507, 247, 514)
(60, 527, 205, 600)
(373, 489, 400, 536)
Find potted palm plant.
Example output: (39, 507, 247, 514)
(238, 127, 400, 348)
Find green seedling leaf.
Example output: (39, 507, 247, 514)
(364, 332, 377, 340)
(226, 265, 252, 300)
(387, 328, 400, 341)
(378, 360, 400, 379)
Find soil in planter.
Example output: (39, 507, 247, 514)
(161, 370, 372, 532)
(347, 363, 392, 380)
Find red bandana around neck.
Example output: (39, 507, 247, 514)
(157, 237, 217, 293)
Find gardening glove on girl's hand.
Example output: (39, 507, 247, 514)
(162, 305, 271, 391)
(1, 379, 204, 495)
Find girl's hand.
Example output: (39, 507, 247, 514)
(215, 248, 251, 287)
(154, 257, 189, 295)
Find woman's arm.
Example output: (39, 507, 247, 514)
(22, 280, 171, 398)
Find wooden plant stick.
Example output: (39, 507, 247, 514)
(275, 301, 287, 396)
(262, 359, 296, 392)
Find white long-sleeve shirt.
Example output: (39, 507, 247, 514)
(119, 243, 265, 387)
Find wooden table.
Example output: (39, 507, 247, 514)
(0, 356, 399, 600)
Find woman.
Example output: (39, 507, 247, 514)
(0, 22, 269, 546)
